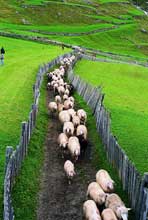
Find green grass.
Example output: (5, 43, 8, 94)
(84, 14, 134, 25)
(0, 22, 114, 34)
(34, 23, 148, 58)
(0, 36, 69, 219)
(74, 59, 148, 174)
(73, 92, 135, 220)
(0, 0, 98, 25)
(12, 79, 48, 220)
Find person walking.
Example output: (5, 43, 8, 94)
(0, 47, 5, 65)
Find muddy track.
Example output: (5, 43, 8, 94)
(37, 90, 98, 220)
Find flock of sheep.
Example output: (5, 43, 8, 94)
(46, 55, 130, 220)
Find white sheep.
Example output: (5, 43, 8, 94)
(58, 86, 65, 96)
(48, 101, 57, 113)
(105, 193, 131, 220)
(64, 160, 76, 184)
(77, 109, 87, 124)
(72, 115, 80, 128)
(87, 182, 107, 206)
(96, 169, 115, 193)
(68, 136, 80, 161)
(83, 200, 101, 220)
(76, 124, 87, 140)
(67, 108, 76, 119)
(58, 133, 68, 149)
(55, 95, 62, 104)
(64, 100, 74, 110)
(63, 121, 74, 137)
(59, 110, 70, 124)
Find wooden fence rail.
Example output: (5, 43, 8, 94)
(3, 52, 74, 220)
(67, 63, 148, 220)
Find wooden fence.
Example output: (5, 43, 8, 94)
(3, 52, 74, 220)
(67, 64, 148, 220)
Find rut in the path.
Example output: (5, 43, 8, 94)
(37, 90, 97, 220)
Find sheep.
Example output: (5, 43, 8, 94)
(76, 125, 87, 140)
(55, 95, 62, 104)
(59, 65, 65, 75)
(58, 78, 64, 85)
(67, 108, 76, 119)
(64, 88, 70, 96)
(47, 72, 53, 82)
(68, 96, 75, 104)
(59, 110, 70, 124)
(57, 103, 64, 113)
(64, 99, 74, 110)
(63, 94, 69, 101)
(83, 200, 101, 220)
(58, 133, 68, 149)
(68, 136, 80, 161)
(53, 83, 59, 94)
(77, 109, 87, 124)
(101, 208, 118, 220)
(87, 182, 107, 206)
(58, 86, 65, 96)
(96, 169, 115, 193)
(48, 101, 57, 113)
(52, 75, 58, 81)
(63, 121, 74, 137)
(64, 160, 76, 184)
(72, 115, 80, 128)
(76, 124, 88, 155)
(47, 82, 51, 90)
(50, 80, 56, 88)
(105, 193, 131, 220)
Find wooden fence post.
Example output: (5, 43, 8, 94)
(21, 121, 28, 159)
(5, 147, 13, 174)
(139, 173, 148, 220)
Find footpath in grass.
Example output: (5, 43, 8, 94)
(12, 78, 135, 220)
(74, 59, 148, 174)
(0, 36, 69, 219)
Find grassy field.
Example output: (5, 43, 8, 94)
(74, 59, 148, 174)
(0, 0, 148, 218)
(0, 36, 69, 219)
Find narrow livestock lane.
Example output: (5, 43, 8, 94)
(37, 90, 96, 220)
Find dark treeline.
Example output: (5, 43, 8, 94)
(132, 0, 148, 10)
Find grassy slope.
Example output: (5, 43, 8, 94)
(0, 0, 148, 59)
(74, 59, 148, 174)
(0, 36, 69, 219)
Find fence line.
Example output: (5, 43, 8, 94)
(67, 64, 148, 220)
(3, 51, 74, 220)
(1, 31, 148, 67)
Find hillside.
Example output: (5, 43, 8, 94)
(0, 0, 148, 59)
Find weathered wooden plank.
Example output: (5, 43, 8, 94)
(5, 147, 13, 174)
(139, 188, 148, 220)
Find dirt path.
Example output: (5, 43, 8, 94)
(37, 90, 97, 220)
